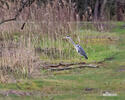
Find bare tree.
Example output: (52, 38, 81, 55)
(116, 0, 125, 21)
(93, 0, 108, 21)
(94, 0, 99, 21)
(100, 0, 107, 20)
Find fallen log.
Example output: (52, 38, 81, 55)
(47, 64, 99, 71)
(44, 62, 86, 68)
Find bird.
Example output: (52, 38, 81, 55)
(65, 36, 88, 59)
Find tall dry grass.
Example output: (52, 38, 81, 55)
(0, 0, 80, 82)
(0, 0, 78, 35)
(25, 0, 77, 37)
(0, 38, 41, 83)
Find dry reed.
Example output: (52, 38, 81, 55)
(0, 0, 79, 82)
(0, 38, 41, 82)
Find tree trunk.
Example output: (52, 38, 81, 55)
(116, 1, 124, 21)
(94, 0, 99, 21)
(100, 0, 107, 20)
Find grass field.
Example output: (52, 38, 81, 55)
(0, 22, 125, 100)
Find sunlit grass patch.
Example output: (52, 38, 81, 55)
(33, 29, 119, 63)
(111, 21, 125, 34)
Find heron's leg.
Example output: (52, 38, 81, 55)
(80, 57, 85, 63)
(80, 57, 82, 62)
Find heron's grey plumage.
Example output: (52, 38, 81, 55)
(76, 45, 88, 59)
(66, 36, 88, 59)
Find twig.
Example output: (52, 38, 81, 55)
(97, 52, 119, 64)
(21, 22, 26, 30)
(0, 18, 16, 25)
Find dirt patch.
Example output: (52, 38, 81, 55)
(0, 90, 32, 96)
(83, 88, 100, 94)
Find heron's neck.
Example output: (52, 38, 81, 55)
(69, 38, 76, 46)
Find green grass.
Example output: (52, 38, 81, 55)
(111, 21, 125, 34)
(0, 22, 125, 100)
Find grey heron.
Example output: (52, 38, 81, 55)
(66, 36, 88, 59)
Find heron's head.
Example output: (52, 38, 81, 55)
(65, 36, 71, 39)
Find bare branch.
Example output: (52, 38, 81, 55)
(0, 0, 35, 26)
(0, 18, 16, 25)
(0, 0, 9, 9)
(21, 22, 26, 30)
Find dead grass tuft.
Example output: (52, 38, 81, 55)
(0, 39, 41, 83)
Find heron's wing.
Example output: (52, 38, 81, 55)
(77, 45, 88, 59)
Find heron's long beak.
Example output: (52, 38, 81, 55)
(62, 37, 67, 40)
(63, 36, 68, 39)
